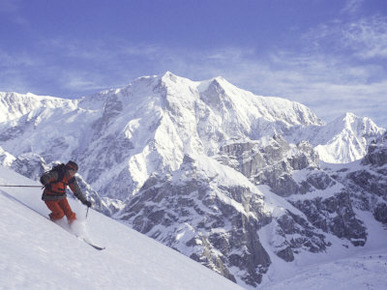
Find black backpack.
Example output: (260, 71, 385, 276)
(51, 164, 67, 181)
(41, 163, 67, 183)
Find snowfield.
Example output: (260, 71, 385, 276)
(0, 166, 241, 289)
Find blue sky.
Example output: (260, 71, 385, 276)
(1, 0, 386, 127)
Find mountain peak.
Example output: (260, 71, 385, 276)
(311, 112, 385, 163)
(160, 71, 183, 83)
(161, 70, 175, 79)
(339, 112, 361, 124)
(203, 76, 236, 92)
(335, 112, 382, 133)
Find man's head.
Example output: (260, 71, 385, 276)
(66, 161, 78, 176)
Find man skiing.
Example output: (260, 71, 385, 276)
(40, 161, 91, 223)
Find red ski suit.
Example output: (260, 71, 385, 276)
(40, 166, 86, 223)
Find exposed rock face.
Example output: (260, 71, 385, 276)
(287, 133, 386, 250)
(118, 156, 272, 287)
(289, 193, 367, 246)
(218, 135, 320, 196)
(362, 132, 387, 167)
(10, 153, 46, 179)
(273, 211, 329, 261)
(374, 203, 387, 223)
(355, 132, 387, 225)
(216, 132, 381, 253)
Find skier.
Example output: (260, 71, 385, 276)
(40, 161, 91, 223)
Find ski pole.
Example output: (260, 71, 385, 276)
(0, 184, 41, 188)
(86, 206, 89, 219)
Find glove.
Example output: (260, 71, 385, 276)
(82, 200, 92, 208)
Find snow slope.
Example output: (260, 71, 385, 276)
(1, 167, 387, 289)
(0, 166, 241, 289)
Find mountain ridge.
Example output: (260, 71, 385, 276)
(1, 72, 386, 288)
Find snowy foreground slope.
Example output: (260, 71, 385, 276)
(0, 166, 241, 290)
(1, 166, 387, 289)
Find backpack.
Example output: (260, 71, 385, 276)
(50, 163, 67, 181)
(40, 163, 67, 184)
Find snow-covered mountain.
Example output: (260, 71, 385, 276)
(284, 112, 384, 163)
(0, 72, 386, 288)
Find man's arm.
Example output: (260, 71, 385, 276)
(69, 178, 91, 207)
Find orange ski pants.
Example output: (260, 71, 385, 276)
(45, 198, 77, 223)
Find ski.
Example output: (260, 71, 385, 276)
(56, 223, 106, 251)
(50, 218, 106, 251)
(81, 237, 105, 251)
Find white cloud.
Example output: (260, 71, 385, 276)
(0, 48, 38, 67)
(342, 16, 387, 59)
(341, 0, 365, 15)
(61, 72, 107, 93)
(303, 15, 387, 60)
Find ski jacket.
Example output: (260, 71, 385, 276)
(40, 166, 86, 203)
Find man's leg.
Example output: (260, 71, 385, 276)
(44, 200, 65, 221)
(58, 198, 77, 223)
